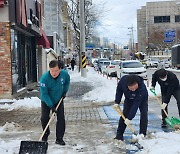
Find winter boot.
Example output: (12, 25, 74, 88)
(55, 138, 66, 145)
(161, 120, 167, 128)
(114, 133, 123, 141)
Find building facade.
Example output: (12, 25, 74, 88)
(44, 0, 64, 58)
(137, 0, 180, 58)
(0, 0, 45, 98)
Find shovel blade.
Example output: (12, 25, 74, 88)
(19, 141, 48, 154)
(165, 116, 180, 129)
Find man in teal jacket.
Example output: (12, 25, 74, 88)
(40, 59, 70, 145)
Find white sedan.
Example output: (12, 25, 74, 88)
(117, 60, 147, 79)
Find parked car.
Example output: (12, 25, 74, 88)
(91, 58, 98, 67)
(146, 58, 160, 68)
(96, 58, 109, 72)
(100, 61, 111, 74)
(113, 60, 122, 65)
(117, 60, 147, 79)
(106, 60, 121, 77)
(158, 59, 171, 68)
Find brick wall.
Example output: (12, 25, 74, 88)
(0, 22, 12, 98)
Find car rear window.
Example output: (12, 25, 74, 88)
(122, 62, 143, 68)
(112, 61, 120, 65)
(104, 62, 110, 66)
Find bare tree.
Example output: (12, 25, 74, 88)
(65, 0, 106, 52)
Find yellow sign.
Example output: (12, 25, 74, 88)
(82, 55, 86, 68)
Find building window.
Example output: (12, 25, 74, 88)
(175, 15, 180, 22)
(154, 16, 170, 23)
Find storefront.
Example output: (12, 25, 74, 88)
(0, 0, 45, 98)
(11, 29, 37, 93)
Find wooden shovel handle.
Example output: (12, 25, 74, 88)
(113, 105, 135, 134)
(154, 95, 169, 117)
(150, 89, 169, 117)
(39, 97, 64, 141)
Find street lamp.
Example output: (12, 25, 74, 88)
(146, 21, 150, 56)
(128, 26, 135, 52)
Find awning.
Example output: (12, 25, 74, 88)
(37, 30, 50, 48)
(0, 0, 5, 8)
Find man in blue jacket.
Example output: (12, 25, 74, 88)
(40, 59, 70, 145)
(114, 75, 148, 141)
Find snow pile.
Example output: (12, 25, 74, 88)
(0, 97, 41, 111)
(0, 140, 21, 154)
(138, 131, 180, 154)
(1, 122, 23, 132)
(69, 66, 160, 102)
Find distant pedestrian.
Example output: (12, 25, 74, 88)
(58, 59, 65, 69)
(114, 75, 148, 141)
(70, 58, 76, 71)
(40, 59, 70, 145)
(151, 68, 180, 128)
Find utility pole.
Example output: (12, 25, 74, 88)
(80, 0, 87, 77)
(128, 25, 134, 52)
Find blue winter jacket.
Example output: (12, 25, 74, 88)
(40, 70, 70, 108)
(115, 75, 148, 120)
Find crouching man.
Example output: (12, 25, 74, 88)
(114, 75, 148, 141)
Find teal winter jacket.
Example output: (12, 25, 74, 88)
(40, 70, 70, 108)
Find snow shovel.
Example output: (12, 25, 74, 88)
(150, 89, 180, 129)
(19, 97, 64, 154)
(113, 105, 144, 149)
(113, 105, 135, 134)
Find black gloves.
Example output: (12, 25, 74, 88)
(51, 105, 57, 113)
(62, 93, 66, 99)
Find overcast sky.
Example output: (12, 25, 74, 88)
(93, 0, 169, 45)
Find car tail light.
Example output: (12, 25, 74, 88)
(109, 66, 115, 68)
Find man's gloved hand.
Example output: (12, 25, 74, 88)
(150, 86, 155, 91)
(113, 104, 119, 109)
(51, 105, 57, 113)
(150, 86, 155, 92)
(150, 86, 156, 95)
(161, 103, 167, 110)
(62, 93, 66, 99)
(124, 118, 131, 126)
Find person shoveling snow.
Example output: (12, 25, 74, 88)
(113, 75, 148, 150)
(150, 68, 180, 128)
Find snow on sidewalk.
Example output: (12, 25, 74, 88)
(0, 66, 180, 154)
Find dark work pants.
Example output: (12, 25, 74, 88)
(71, 64, 75, 71)
(161, 87, 180, 122)
(117, 100, 148, 136)
(41, 101, 65, 140)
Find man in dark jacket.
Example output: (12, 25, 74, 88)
(114, 75, 148, 141)
(151, 68, 180, 127)
(40, 60, 70, 145)
(70, 58, 76, 71)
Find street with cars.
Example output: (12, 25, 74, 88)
(90, 57, 177, 81)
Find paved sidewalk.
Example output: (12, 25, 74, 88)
(0, 81, 131, 154)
